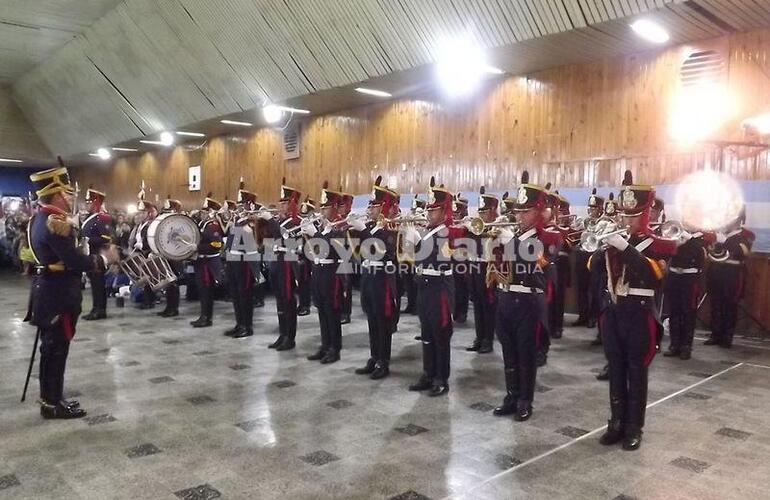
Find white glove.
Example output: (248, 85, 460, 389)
(403, 226, 421, 246)
(300, 219, 317, 237)
(716, 232, 727, 244)
(257, 211, 273, 221)
(347, 214, 366, 231)
(605, 233, 629, 251)
(496, 227, 515, 245)
(678, 231, 692, 245)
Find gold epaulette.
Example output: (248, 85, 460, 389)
(46, 214, 73, 237)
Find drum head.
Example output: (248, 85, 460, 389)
(148, 213, 200, 260)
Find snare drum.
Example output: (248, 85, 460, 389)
(141, 254, 178, 291)
(120, 253, 149, 285)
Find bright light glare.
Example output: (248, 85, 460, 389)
(355, 87, 392, 98)
(220, 119, 253, 127)
(96, 148, 111, 160)
(126, 204, 137, 215)
(262, 105, 284, 124)
(435, 36, 490, 97)
(669, 83, 729, 143)
(675, 170, 744, 231)
(9, 200, 20, 211)
(742, 113, 770, 135)
(160, 131, 174, 146)
(631, 19, 670, 44)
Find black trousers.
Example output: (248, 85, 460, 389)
(342, 272, 353, 318)
(665, 273, 700, 353)
(550, 255, 570, 334)
(707, 266, 743, 346)
(195, 257, 222, 319)
(574, 251, 597, 322)
(165, 283, 180, 311)
(312, 265, 343, 353)
(495, 292, 544, 407)
(360, 268, 397, 365)
(403, 265, 417, 310)
(270, 259, 297, 341)
(454, 273, 469, 320)
(226, 260, 255, 328)
(87, 270, 107, 312)
(297, 259, 312, 309)
(416, 276, 454, 385)
(469, 266, 496, 345)
(601, 300, 658, 428)
(39, 313, 76, 404)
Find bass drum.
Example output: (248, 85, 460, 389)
(147, 213, 200, 260)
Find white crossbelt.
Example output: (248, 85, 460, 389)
(362, 259, 393, 267)
(497, 284, 544, 294)
(314, 258, 338, 265)
(416, 267, 452, 276)
(626, 287, 655, 297)
(723, 259, 741, 265)
(558, 251, 569, 257)
(669, 267, 699, 274)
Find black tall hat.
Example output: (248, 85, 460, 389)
(619, 170, 654, 216)
(513, 171, 548, 211)
(478, 186, 499, 212)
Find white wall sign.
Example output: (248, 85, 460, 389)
(188, 165, 201, 191)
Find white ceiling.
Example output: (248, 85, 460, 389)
(0, 0, 125, 81)
(5, 0, 770, 163)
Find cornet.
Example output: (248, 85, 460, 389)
(580, 226, 629, 252)
(463, 217, 520, 236)
(378, 214, 428, 227)
(282, 214, 325, 236)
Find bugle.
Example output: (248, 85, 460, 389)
(580, 227, 629, 252)
(463, 217, 520, 236)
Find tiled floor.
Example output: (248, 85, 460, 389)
(1, 272, 770, 499)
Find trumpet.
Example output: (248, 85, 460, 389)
(463, 217, 520, 236)
(378, 214, 428, 227)
(580, 227, 629, 252)
(281, 214, 325, 236)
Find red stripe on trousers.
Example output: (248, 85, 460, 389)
(546, 280, 554, 304)
(244, 264, 252, 290)
(384, 282, 392, 318)
(333, 276, 341, 311)
(440, 292, 449, 328)
(61, 312, 75, 341)
(643, 313, 657, 367)
(202, 263, 210, 286)
(535, 322, 542, 348)
(690, 282, 699, 309)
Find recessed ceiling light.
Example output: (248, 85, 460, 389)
(435, 35, 490, 97)
(96, 148, 112, 160)
(355, 87, 392, 98)
(112, 147, 138, 152)
(176, 131, 205, 137)
(484, 66, 505, 75)
(270, 105, 310, 115)
(631, 19, 670, 44)
(139, 140, 165, 145)
(262, 105, 284, 124)
(159, 131, 174, 146)
(221, 119, 253, 127)
(0, 158, 22, 163)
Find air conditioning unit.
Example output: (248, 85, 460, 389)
(283, 122, 301, 160)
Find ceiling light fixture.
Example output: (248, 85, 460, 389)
(221, 119, 253, 127)
(96, 148, 112, 160)
(112, 147, 138, 152)
(0, 158, 23, 163)
(262, 105, 284, 124)
(435, 35, 492, 97)
(159, 131, 174, 146)
(139, 140, 165, 145)
(630, 19, 670, 44)
(355, 87, 392, 98)
(176, 131, 205, 137)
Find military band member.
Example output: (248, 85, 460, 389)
(491, 172, 562, 421)
(663, 223, 712, 359)
(301, 183, 346, 364)
(132, 189, 158, 310)
(573, 189, 604, 328)
(262, 181, 302, 350)
(297, 197, 314, 317)
(81, 186, 112, 320)
(190, 194, 224, 328)
(536, 186, 561, 367)
(465, 186, 498, 354)
(224, 181, 261, 338)
(400, 197, 425, 315)
(349, 177, 400, 378)
(28, 166, 119, 418)
(405, 178, 458, 397)
(156, 196, 184, 318)
(339, 192, 356, 325)
(705, 210, 754, 349)
(452, 195, 470, 324)
(594, 171, 676, 450)
(550, 191, 573, 339)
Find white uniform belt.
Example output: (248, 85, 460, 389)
(228, 250, 260, 256)
(416, 267, 452, 276)
(669, 267, 699, 274)
(469, 256, 492, 263)
(625, 287, 655, 297)
(558, 251, 569, 257)
(273, 245, 287, 252)
(314, 258, 338, 265)
(362, 259, 393, 267)
(497, 284, 544, 294)
(200, 254, 220, 259)
(722, 259, 741, 265)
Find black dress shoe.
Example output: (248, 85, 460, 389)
(307, 349, 326, 361)
(571, 317, 588, 327)
(341, 315, 351, 325)
(466, 340, 481, 352)
(493, 396, 517, 416)
(622, 427, 643, 450)
(160, 309, 178, 317)
(428, 384, 449, 397)
(586, 318, 597, 329)
(704, 337, 719, 346)
(320, 351, 340, 364)
(536, 352, 547, 367)
(551, 329, 562, 339)
(370, 364, 390, 380)
(596, 364, 610, 381)
(408, 377, 432, 392)
(254, 300, 265, 308)
(275, 338, 295, 351)
(61, 399, 80, 409)
(41, 402, 87, 420)
(224, 325, 243, 337)
(663, 348, 680, 357)
(268, 336, 285, 349)
(679, 350, 692, 360)
(590, 336, 603, 346)
(599, 420, 624, 445)
(478, 340, 493, 354)
(513, 405, 532, 422)
(83, 310, 106, 320)
(297, 307, 311, 316)
(355, 359, 377, 375)
(414, 335, 422, 341)
(232, 328, 254, 339)
(190, 317, 212, 328)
